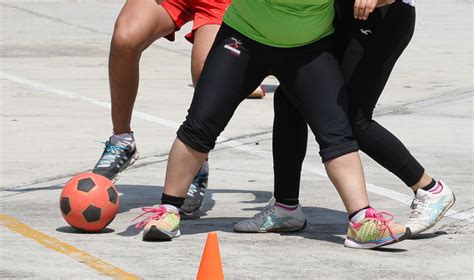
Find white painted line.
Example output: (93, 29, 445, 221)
(3, 72, 472, 221)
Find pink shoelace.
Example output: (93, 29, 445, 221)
(133, 206, 168, 229)
(372, 211, 398, 240)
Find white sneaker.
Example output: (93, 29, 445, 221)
(406, 180, 455, 236)
(233, 199, 306, 233)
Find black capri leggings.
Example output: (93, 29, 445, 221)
(273, 0, 424, 204)
(178, 23, 358, 162)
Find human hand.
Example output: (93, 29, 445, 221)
(353, 0, 377, 20)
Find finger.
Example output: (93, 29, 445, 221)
(354, 0, 360, 19)
(369, 0, 377, 13)
(359, 0, 372, 20)
(362, 0, 377, 20)
(362, 7, 370, 20)
(363, 0, 376, 20)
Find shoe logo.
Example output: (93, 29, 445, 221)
(224, 37, 242, 56)
(360, 29, 372, 35)
(429, 196, 447, 222)
(260, 215, 294, 230)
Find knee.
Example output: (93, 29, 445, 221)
(110, 21, 145, 56)
(177, 117, 218, 153)
(314, 123, 359, 162)
(351, 115, 373, 136)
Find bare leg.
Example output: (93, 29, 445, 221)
(109, 0, 177, 134)
(163, 138, 208, 197)
(324, 152, 369, 214)
(190, 24, 221, 86)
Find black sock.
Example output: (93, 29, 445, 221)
(275, 197, 299, 206)
(161, 193, 185, 209)
(348, 205, 371, 220)
(421, 179, 436, 191)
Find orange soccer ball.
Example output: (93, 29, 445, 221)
(60, 173, 119, 232)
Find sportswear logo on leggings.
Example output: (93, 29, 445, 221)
(360, 29, 372, 36)
(224, 37, 242, 56)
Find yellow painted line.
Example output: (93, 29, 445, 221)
(0, 214, 140, 280)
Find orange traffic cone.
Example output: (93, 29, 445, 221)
(196, 232, 224, 280)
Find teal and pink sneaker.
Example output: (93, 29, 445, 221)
(133, 205, 181, 241)
(344, 208, 410, 249)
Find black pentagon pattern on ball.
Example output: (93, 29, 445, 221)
(60, 197, 71, 215)
(107, 187, 118, 204)
(83, 205, 101, 222)
(77, 177, 96, 192)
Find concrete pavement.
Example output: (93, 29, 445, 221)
(1, 0, 473, 279)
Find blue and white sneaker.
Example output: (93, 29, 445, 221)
(406, 180, 455, 236)
(92, 136, 139, 182)
(233, 199, 306, 233)
(180, 161, 209, 218)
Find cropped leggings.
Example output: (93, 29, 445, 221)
(273, 0, 424, 204)
(177, 23, 358, 162)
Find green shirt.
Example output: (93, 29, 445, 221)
(223, 0, 335, 48)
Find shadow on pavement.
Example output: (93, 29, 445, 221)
(373, 247, 408, 253)
(113, 184, 351, 246)
(407, 232, 446, 240)
(54, 183, 410, 250)
(114, 184, 273, 237)
(56, 226, 115, 234)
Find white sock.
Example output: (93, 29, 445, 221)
(351, 209, 368, 224)
(163, 204, 179, 213)
(111, 132, 134, 145)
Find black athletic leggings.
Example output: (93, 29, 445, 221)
(178, 23, 358, 162)
(273, 1, 424, 205)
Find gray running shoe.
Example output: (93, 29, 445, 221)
(92, 138, 139, 182)
(180, 161, 209, 218)
(233, 199, 306, 233)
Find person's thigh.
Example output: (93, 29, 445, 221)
(113, 0, 179, 50)
(189, 0, 232, 84)
(190, 24, 221, 86)
(178, 25, 268, 152)
(347, 2, 415, 119)
(277, 48, 357, 161)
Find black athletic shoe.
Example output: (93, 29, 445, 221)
(180, 161, 209, 218)
(92, 138, 139, 182)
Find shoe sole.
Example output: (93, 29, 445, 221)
(344, 228, 411, 250)
(234, 220, 307, 233)
(142, 225, 180, 242)
(408, 192, 456, 237)
(110, 150, 140, 183)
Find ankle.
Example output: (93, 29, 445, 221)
(275, 197, 299, 206)
(349, 206, 371, 223)
(113, 127, 132, 135)
(410, 173, 433, 192)
(412, 178, 437, 194)
(161, 193, 185, 209)
(275, 201, 298, 211)
(110, 132, 134, 145)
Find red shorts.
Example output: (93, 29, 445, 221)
(162, 0, 231, 43)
